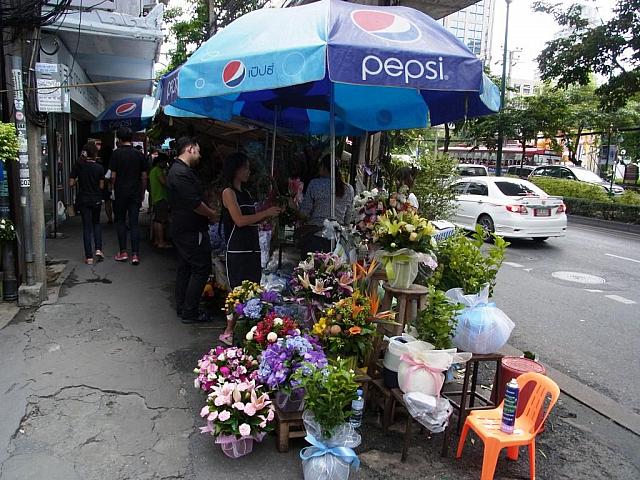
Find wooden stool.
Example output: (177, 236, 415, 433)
(380, 283, 429, 335)
(441, 352, 503, 434)
(367, 269, 387, 295)
(274, 407, 305, 452)
(390, 388, 451, 461)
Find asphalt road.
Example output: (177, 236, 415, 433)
(491, 223, 640, 414)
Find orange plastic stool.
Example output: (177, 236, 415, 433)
(456, 372, 560, 480)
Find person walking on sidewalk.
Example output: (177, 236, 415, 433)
(167, 137, 217, 324)
(219, 152, 281, 344)
(110, 127, 147, 265)
(69, 142, 105, 265)
(149, 152, 171, 248)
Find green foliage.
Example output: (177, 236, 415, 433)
(534, 0, 640, 110)
(616, 190, 640, 206)
(292, 360, 358, 438)
(0, 123, 19, 163)
(429, 228, 508, 296)
(412, 152, 459, 220)
(414, 287, 462, 350)
(163, 0, 268, 72)
(0, 218, 16, 242)
(563, 197, 640, 224)
(529, 177, 610, 201)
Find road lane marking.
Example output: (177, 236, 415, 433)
(504, 262, 524, 268)
(552, 271, 606, 284)
(605, 253, 640, 264)
(584, 289, 604, 293)
(604, 295, 636, 305)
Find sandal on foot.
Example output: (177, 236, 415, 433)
(218, 333, 233, 346)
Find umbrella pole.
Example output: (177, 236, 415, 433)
(329, 83, 336, 251)
(270, 106, 278, 177)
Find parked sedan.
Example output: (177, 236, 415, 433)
(529, 165, 624, 195)
(451, 177, 567, 241)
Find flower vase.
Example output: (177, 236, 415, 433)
(388, 257, 419, 289)
(217, 435, 255, 458)
(274, 389, 305, 412)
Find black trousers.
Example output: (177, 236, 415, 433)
(79, 201, 102, 259)
(114, 194, 141, 254)
(173, 230, 211, 319)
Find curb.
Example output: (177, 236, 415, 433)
(568, 215, 640, 234)
(500, 344, 640, 437)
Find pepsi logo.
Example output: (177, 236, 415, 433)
(222, 60, 246, 88)
(351, 10, 421, 43)
(115, 102, 137, 117)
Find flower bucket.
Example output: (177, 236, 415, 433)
(301, 411, 361, 480)
(216, 433, 265, 458)
(374, 249, 436, 290)
(388, 257, 419, 289)
(275, 389, 305, 413)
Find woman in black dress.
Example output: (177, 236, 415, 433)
(220, 152, 281, 344)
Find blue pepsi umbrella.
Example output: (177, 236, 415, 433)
(161, 0, 500, 215)
(161, 0, 499, 133)
(92, 95, 160, 133)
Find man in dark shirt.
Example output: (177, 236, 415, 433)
(70, 143, 105, 264)
(167, 137, 216, 324)
(110, 127, 147, 265)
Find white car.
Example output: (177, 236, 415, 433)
(451, 177, 567, 241)
(457, 164, 489, 176)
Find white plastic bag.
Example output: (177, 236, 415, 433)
(383, 334, 417, 372)
(300, 411, 361, 480)
(446, 284, 515, 354)
(404, 392, 453, 433)
(398, 341, 472, 397)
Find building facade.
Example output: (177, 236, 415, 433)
(441, 0, 495, 63)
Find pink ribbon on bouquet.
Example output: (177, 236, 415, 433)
(399, 354, 446, 398)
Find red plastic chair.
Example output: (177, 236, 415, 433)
(456, 372, 560, 480)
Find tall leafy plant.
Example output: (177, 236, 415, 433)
(292, 360, 358, 438)
(414, 287, 462, 350)
(429, 228, 508, 296)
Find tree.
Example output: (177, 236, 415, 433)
(534, 0, 640, 110)
(164, 0, 268, 72)
(412, 152, 459, 220)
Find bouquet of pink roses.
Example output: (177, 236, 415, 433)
(193, 346, 258, 393)
(199, 379, 275, 457)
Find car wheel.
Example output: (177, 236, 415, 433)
(477, 214, 495, 239)
(532, 237, 549, 243)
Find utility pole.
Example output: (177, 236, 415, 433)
(11, 44, 47, 306)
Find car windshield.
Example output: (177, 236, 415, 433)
(572, 169, 603, 183)
(495, 181, 541, 196)
(458, 166, 487, 176)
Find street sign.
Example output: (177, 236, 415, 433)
(623, 163, 639, 184)
(35, 63, 64, 113)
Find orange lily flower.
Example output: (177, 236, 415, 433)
(349, 326, 362, 335)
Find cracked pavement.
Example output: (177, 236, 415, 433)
(0, 218, 638, 479)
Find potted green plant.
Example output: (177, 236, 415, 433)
(414, 286, 462, 350)
(429, 227, 508, 296)
(293, 359, 361, 480)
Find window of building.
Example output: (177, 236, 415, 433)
(522, 84, 532, 95)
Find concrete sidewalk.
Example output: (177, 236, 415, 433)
(0, 217, 638, 479)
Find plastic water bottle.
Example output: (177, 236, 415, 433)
(500, 378, 519, 434)
(350, 388, 364, 428)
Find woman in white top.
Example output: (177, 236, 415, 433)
(299, 155, 354, 253)
(398, 167, 419, 210)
